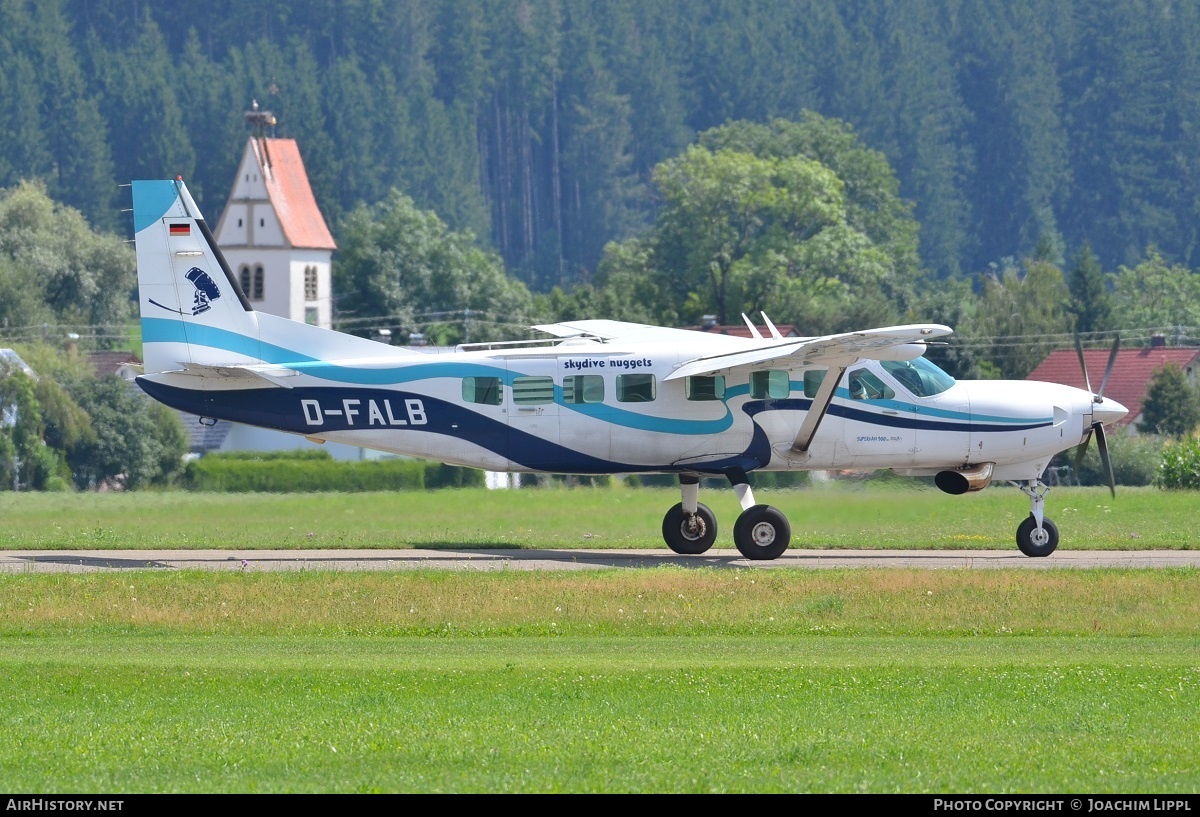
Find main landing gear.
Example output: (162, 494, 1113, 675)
(662, 471, 792, 560)
(1014, 479, 1059, 557)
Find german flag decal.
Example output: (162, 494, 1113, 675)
(169, 223, 191, 236)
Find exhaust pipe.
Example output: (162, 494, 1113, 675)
(935, 463, 994, 495)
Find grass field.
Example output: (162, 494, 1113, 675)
(0, 483, 1192, 551)
(1, 485, 1197, 793)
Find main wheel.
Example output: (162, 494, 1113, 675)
(1016, 515, 1059, 557)
(662, 502, 718, 555)
(733, 505, 791, 560)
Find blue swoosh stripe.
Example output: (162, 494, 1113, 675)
(143, 318, 733, 435)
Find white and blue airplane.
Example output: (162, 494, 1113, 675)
(131, 177, 1128, 560)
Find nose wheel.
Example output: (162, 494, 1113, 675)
(1014, 479, 1059, 557)
(1016, 515, 1059, 557)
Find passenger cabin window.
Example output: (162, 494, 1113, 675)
(616, 373, 656, 403)
(847, 368, 894, 401)
(803, 370, 825, 398)
(750, 369, 789, 399)
(512, 375, 554, 405)
(563, 374, 604, 404)
(462, 376, 503, 405)
(686, 375, 725, 401)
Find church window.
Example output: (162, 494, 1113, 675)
(304, 266, 318, 301)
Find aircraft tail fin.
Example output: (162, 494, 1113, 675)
(132, 178, 261, 375)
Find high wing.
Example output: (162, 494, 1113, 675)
(664, 324, 953, 381)
(532, 318, 743, 347)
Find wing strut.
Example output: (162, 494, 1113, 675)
(792, 364, 847, 452)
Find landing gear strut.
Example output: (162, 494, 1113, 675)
(1014, 479, 1059, 557)
(661, 471, 792, 560)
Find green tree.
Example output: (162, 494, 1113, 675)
(650, 142, 901, 332)
(66, 375, 186, 490)
(973, 256, 1072, 379)
(173, 28, 245, 214)
(698, 114, 923, 293)
(954, 1, 1069, 270)
(84, 19, 195, 200)
(556, 4, 644, 288)
(0, 367, 60, 490)
(1109, 250, 1200, 335)
(538, 236, 673, 326)
(1138, 363, 1200, 437)
(910, 276, 983, 380)
(0, 180, 135, 343)
(333, 189, 533, 344)
(1066, 242, 1113, 335)
(1063, 0, 1177, 269)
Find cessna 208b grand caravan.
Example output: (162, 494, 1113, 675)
(132, 178, 1128, 560)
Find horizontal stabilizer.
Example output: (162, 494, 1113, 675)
(173, 362, 299, 389)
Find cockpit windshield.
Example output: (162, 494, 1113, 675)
(880, 357, 956, 397)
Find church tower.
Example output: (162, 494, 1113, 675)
(214, 102, 336, 328)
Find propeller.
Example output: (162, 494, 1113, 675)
(1073, 333, 1120, 496)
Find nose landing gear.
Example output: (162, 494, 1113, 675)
(1014, 479, 1059, 557)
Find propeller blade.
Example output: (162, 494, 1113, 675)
(1095, 422, 1116, 498)
(1073, 431, 1091, 477)
(1074, 333, 1094, 395)
(1096, 333, 1120, 400)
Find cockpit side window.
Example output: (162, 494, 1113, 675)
(847, 368, 894, 401)
(880, 358, 955, 397)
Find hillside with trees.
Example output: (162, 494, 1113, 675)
(3, 1, 1200, 370)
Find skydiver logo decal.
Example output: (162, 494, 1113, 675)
(302, 398, 428, 427)
(184, 267, 221, 315)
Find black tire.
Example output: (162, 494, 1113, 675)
(662, 502, 718, 555)
(733, 505, 791, 560)
(1016, 515, 1059, 557)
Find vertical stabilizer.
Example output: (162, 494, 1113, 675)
(132, 179, 261, 374)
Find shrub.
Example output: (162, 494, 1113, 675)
(203, 449, 334, 461)
(183, 453, 483, 492)
(1155, 435, 1200, 490)
(1074, 432, 1164, 487)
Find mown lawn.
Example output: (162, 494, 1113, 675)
(0, 483, 1190, 551)
(0, 568, 1197, 793)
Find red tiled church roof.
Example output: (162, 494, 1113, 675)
(254, 138, 337, 250)
(1027, 346, 1200, 427)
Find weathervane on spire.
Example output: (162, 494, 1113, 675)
(244, 99, 277, 138)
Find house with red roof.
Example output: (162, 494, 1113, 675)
(1026, 335, 1200, 431)
(213, 104, 337, 329)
